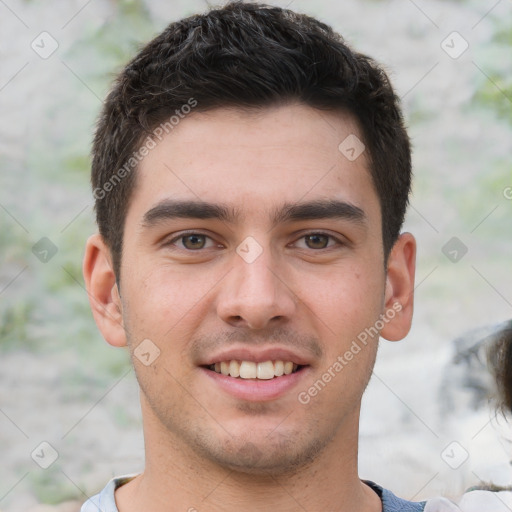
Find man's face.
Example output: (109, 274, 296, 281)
(114, 105, 392, 473)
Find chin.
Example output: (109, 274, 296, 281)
(192, 430, 328, 477)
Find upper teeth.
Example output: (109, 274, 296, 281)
(212, 360, 298, 379)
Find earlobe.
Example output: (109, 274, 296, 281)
(380, 232, 416, 342)
(82, 234, 127, 347)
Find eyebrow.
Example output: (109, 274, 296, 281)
(142, 200, 239, 227)
(141, 199, 366, 228)
(271, 199, 366, 225)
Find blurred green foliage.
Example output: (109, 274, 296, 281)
(0, 0, 158, 369)
(29, 466, 79, 504)
(474, 20, 512, 125)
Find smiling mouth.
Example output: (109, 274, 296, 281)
(204, 360, 305, 380)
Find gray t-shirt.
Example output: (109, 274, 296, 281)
(80, 476, 426, 511)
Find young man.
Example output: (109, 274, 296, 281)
(82, 2, 421, 510)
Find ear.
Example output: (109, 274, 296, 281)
(82, 233, 127, 347)
(380, 232, 416, 342)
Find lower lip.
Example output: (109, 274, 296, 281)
(200, 367, 309, 402)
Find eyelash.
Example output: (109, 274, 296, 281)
(164, 231, 343, 251)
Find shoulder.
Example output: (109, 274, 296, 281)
(80, 475, 138, 512)
(364, 480, 426, 512)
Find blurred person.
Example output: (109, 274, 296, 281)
(81, 2, 427, 510)
(425, 321, 512, 512)
(488, 320, 512, 415)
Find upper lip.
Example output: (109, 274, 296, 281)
(199, 346, 312, 367)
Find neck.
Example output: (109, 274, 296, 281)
(115, 401, 382, 512)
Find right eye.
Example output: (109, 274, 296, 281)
(164, 232, 222, 251)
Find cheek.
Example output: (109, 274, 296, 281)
(121, 264, 217, 342)
(297, 262, 384, 337)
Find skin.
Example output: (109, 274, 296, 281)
(83, 104, 416, 512)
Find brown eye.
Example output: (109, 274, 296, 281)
(304, 234, 330, 249)
(182, 234, 207, 250)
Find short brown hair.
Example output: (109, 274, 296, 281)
(91, 1, 411, 280)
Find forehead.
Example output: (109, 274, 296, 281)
(129, 104, 380, 227)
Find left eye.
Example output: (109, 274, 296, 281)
(295, 233, 338, 250)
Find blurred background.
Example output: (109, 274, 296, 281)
(0, 0, 511, 510)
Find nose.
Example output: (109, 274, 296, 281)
(216, 245, 297, 330)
